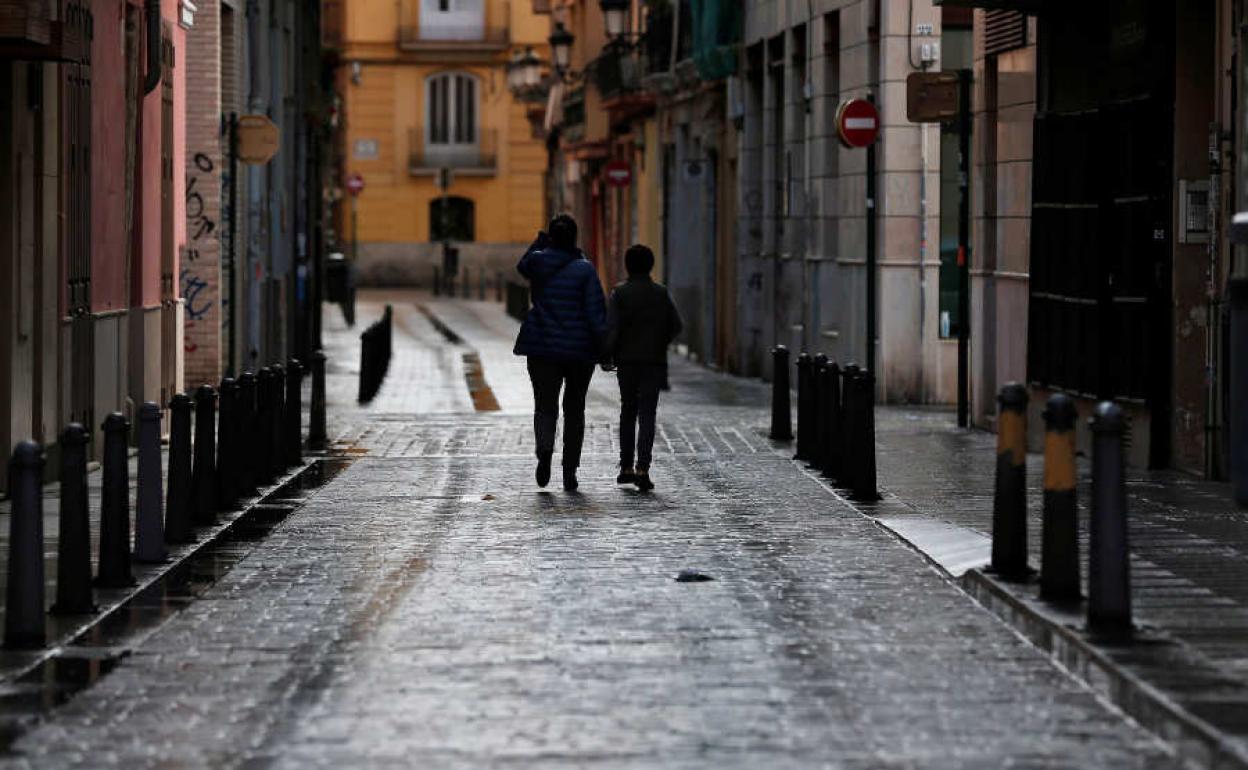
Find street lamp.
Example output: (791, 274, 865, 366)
(599, 0, 629, 40)
(549, 21, 574, 73)
(520, 46, 543, 88)
(506, 46, 547, 101)
(505, 49, 524, 93)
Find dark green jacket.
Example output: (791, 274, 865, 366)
(605, 276, 683, 366)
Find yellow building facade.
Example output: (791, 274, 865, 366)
(334, 0, 551, 283)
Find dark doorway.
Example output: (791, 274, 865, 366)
(430, 196, 475, 241)
(1027, 0, 1174, 467)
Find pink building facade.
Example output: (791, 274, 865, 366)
(0, 0, 191, 482)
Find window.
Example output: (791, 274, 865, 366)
(427, 72, 477, 146)
(419, 0, 484, 40)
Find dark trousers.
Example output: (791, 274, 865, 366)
(527, 357, 595, 468)
(617, 363, 664, 471)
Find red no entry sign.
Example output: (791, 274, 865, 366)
(836, 99, 880, 149)
(346, 173, 365, 196)
(604, 159, 632, 188)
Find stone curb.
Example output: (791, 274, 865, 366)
(791, 457, 1248, 770)
(0, 456, 326, 687)
(960, 569, 1248, 770)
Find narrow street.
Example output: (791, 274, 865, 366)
(6, 293, 1173, 768)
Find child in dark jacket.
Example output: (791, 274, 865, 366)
(605, 244, 683, 491)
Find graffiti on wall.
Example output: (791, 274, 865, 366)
(183, 152, 218, 354)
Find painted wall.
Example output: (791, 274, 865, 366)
(92, 0, 130, 312)
(338, 0, 550, 271)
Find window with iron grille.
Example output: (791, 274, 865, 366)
(1027, 2, 1172, 416)
(426, 72, 477, 146)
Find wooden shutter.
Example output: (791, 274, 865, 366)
(983, 10, 1026, 56)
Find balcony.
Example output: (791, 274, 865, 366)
(593, 46, 655, 125)
(592, 45, 642, 100)
(398, 1, 509, 54)
(408, 128, 498, 176)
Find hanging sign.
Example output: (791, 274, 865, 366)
(906, 72, 960, 123)
(236, 114, 280, 164)
(836, 99, 880, 149)
(604, 159, 632, 187)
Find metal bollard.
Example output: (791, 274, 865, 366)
(1088, 401, 1132, 634)
(309, 350, 328, 450)
(479, 266, 486, 301)
(285, 358, 303, 467)
(1232, 279, 1248, 504)
(237, 372, 260, 495)
(271, 363, 287, 473)
(462, 271, 470, 299)
(769, 346, 793, 441)
(96, 413, 135, 588)
(165, 394, 195, 544)
(433, 265, 441, 297)
(6, 441, 46, 648)
(256, 368, 275, 484)
(133, 402, 168, 563)
(851, 369, 880, 502)
(52, 424, 95, 614)
(814, 357, 832, 474)
(191, 384, 218, 526)
(821, 360, 842, 479)
(1041, 394, 1080, 602)
(794, 353, 813, 461)
(382, 305, 394, 364)
(496, 270, 504, 303)
(990, 383, 1030, 580)
(217, 377, 238, 510)
(811, 354, 829, 466)
(837, 364, 861, 490)
(358, 324, 384, 404)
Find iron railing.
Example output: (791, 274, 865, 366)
(408, 128, 498, 174)
(398, 1, 509, 48)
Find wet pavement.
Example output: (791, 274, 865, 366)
(0, 291, 1180, 768)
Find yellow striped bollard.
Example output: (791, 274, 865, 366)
(1040, 394, 1080, 601)
(990, 383, 1030, 580)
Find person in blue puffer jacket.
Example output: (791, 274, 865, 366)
(513, 214, 608, 491)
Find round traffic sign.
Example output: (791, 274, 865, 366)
(346, 173, 365, 196)
(836, 99, 880, 149)
(604, 159, 632, 188)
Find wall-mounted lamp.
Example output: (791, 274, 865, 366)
(549, 22, 574, 74)
(600, 0, 629, 39)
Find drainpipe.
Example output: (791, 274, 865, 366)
(143, 0, 162, 95)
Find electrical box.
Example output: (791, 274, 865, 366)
(1179, 179, 1211, 244)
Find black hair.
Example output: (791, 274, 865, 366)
(548, 214, 578, 251)
(624, 244, 655, 276)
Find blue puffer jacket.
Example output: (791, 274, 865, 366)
(513, 242, 608, 363)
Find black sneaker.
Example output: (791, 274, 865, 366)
(536, 453, 552, 488)
(563, 467, 579, 491)
(634, 470, 654, 492)
(617, 467, 636, 485)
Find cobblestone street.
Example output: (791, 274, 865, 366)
(4, 293, 1178, 768)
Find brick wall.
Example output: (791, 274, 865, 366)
(182, 0, 222, 388)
